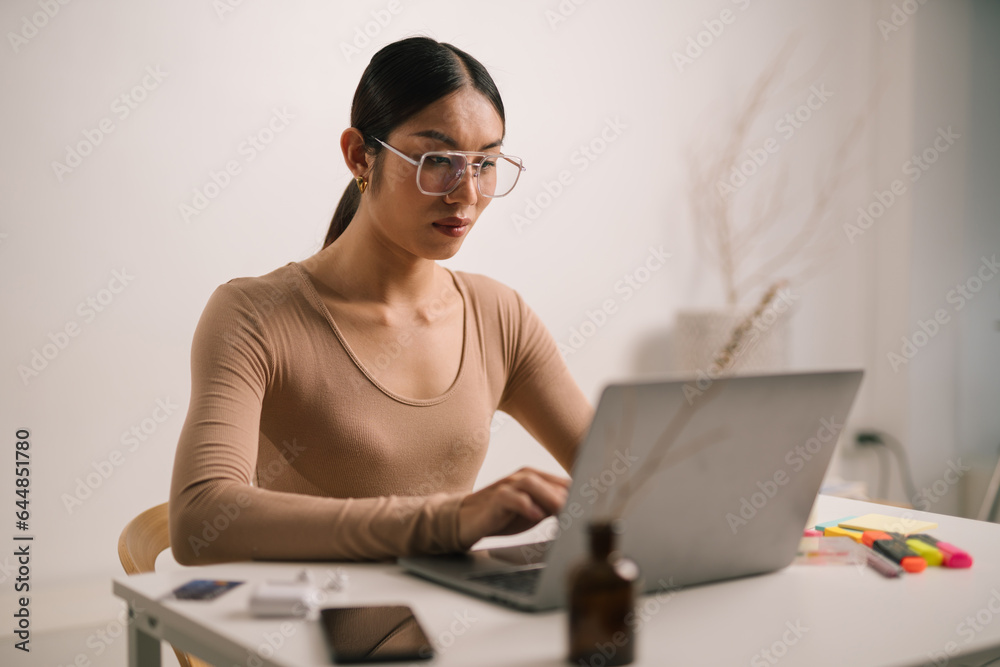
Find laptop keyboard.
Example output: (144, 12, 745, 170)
(467, 568, 543, 596)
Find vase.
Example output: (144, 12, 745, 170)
(672, 307, 790, 374)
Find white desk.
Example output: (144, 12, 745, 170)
(113, 495, 1000, 666)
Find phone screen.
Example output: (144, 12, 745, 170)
(320, 605, 434, 663)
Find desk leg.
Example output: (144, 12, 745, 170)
(128, 606, 162, 667)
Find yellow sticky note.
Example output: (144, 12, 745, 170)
(838, 514, 937, 535)
(824, 525, 864, 542)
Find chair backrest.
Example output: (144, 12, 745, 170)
(118, 503, 210, 667)
(118, 502, 171, 575)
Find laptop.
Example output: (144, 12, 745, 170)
(399, 369, 864, 611)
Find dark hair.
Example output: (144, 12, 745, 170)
(324, 37, 506, 248)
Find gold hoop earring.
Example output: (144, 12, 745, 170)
(355, 176, 368, 193)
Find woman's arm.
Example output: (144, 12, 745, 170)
(500, 362, 594, 473)
(168, 283, 466, 564)
(450, 290, 594, 549)
(497, 291, 595, 473)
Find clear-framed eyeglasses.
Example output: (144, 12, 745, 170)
(373, 137, 526, 198)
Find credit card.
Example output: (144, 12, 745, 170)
(172, 579, 243, 600)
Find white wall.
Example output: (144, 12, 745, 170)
(834, 0, 1000, 516)
(957, 1, 1000, 516)
(1, 0, 994, 650)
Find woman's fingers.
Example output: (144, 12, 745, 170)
(507, 468, 569, 515)
(459, 467, 575, 547)
(510, 466, 571, 489)
(496, 484, 546, 522)
(491, 468, 568, 524)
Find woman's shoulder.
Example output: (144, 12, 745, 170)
(449, 269, 522, 304)
(449, 269, 536, 332)
(212, 262, 306, 300)
(221, 262, 303, 292)
(202, 262, 310, 323)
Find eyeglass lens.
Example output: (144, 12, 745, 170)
(418, 153, 521, 197)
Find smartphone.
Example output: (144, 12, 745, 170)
(319, 605, 434, 663)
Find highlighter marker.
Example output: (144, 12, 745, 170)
(904, 538, 943, 567)
(862, 530, 893, 548)
(824, 525, 864, 543)
(909, 534, 973, 569)
(863, 544, 904, 578)
(872, 538, 926, 573)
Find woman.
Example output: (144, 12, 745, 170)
(169, 37, 594, 564)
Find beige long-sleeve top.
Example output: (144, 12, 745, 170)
(169, 262, 593, 564)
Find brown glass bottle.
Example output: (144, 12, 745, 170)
(567, 520, 638, 666)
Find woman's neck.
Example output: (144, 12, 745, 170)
(302, 217, 446, 309)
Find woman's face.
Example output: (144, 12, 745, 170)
(361, 87, 505, 261)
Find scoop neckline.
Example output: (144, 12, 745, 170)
(288, 261, 468, 407)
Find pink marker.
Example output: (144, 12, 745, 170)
(910, 534, 973, 568)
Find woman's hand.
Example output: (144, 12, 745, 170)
(457, 467, 570, 549)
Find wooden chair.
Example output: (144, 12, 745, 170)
(117, 502, 212, 667)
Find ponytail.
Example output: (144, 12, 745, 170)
(323, 36, 506, 247)
(325, 180, 361, 248)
